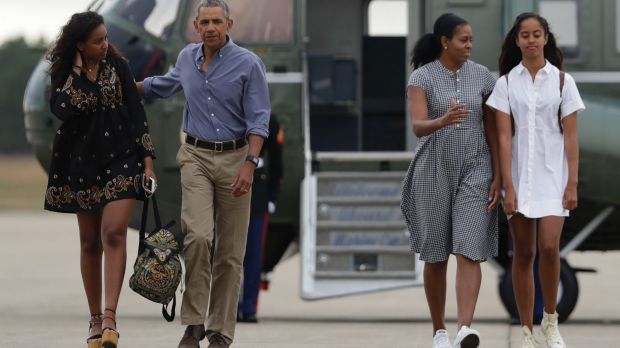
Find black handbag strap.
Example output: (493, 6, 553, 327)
(162, 296, 176, 322)
(139, 195, 163, 253)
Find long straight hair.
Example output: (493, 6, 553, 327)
(498, 12, 563, 76)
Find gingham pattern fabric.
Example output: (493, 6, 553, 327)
(400, 60, 498, 263)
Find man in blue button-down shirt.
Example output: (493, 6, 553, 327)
(137, 1, 270, 347)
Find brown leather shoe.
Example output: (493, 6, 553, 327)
(207, 333, 230, 348)
(178, 324, 206, 348)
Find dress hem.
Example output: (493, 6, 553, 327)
(44, 192, 143, 214)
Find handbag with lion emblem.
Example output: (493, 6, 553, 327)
(129, 195, 182, 322)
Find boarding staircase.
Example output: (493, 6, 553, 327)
(300, 154, 424, 299)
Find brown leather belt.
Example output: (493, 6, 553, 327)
(185, 135, 246, 152)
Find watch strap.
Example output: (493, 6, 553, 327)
(246, 155, 259, 166)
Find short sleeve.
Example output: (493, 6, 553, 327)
(482, 68, 497, 97)
(560, 73, 585, 117)
(485, 75, 511, 115)
(407, 69, 431, 92)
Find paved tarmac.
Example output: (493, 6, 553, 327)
(1, 211, 619, 347)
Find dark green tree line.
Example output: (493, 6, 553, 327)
(0, 38, 48, 153)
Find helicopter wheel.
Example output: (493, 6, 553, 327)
(499, 258, 579, 324)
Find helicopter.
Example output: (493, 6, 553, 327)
(23, 0, 620, 323)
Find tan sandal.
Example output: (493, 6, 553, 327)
(87, 313, 103, 348)
(101, 308, 119, 348)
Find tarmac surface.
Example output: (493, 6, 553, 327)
(1, 211, 619, 347)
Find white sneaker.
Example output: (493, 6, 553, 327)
(541, 311, 566, 348)
(433, 329, 454, 348)
(453, 326, 480, 348)
(521, 326, 539, 348)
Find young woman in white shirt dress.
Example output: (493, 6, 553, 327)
(486, 13, 585, 348)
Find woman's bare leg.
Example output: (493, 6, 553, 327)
(537, 216, 564, 314)
(510, 214, 537, 329)
(77, 210, 103, 337)
(100, 198, 135, 330)
(455, 255, 481, 328)
(424, 260, 448, 334)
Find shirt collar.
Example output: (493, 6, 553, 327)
(195, 35, 235, 64)
(515, 59, 552, 75)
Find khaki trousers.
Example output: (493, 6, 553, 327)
(176, 142, 250, 343)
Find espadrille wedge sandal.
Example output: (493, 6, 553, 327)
(87, 313, 103, 348)
(101, 308, 119, 348)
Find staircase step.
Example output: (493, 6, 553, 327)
(316, 172, 406, 198)
(316, 204, 404, 222)
(315, 171, 406, 179)
(317, 196, 401, 204)
(316, 246, 410, 253)
(316, 228, 410, 248)
(316, 221, 406, 229)
(314, 271, 415, 279)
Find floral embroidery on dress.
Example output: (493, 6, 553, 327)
(60, 73, 98, 112)
(45, 185, 76, 208)
(69, 86, 98, 112)
(62, 75, 74, 92)
(99, 64, 123, 107)
(46, 174, 141, 210)
(141, 133, 154, 152)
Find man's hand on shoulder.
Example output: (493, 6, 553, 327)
(136, 81, 144, 97)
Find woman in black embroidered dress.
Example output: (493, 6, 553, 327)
(45, 11, 155, 348)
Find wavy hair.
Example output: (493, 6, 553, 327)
(47, 11, 122, 89)
(498, 12, 563, 75)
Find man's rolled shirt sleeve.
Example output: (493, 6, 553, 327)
(243, 60, 271, 139)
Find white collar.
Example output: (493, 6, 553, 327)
(514, 59, 554, 76)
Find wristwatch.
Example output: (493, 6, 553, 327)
(246, 155, 259, 167)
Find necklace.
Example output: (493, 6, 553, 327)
(83, 61, 99, 81)
(84, 61, 99, 73)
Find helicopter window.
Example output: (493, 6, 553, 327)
(186, 0, 294, 44)
(114, 0, 181, 40)
(106, 21, 168, 81)
(539, 0, 580, 58)
(89, 0, 116, 14)
(368, 0, 408, 36)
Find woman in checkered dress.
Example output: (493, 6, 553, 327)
(400, 13, 499, 348)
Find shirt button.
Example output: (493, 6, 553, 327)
(457, 90, 460, 93)
(216, 129, 220, 132)
(211, 113, 215, 116)
(208, 97, 211, 100)
(205, 80, 209, 84)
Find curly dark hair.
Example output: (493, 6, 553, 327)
(498, 12, 563, 76)
(47, 11, 122, 89)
